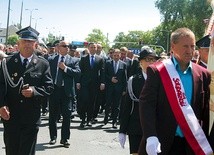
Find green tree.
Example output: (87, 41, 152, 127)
(7, 35, 19, 45)
(155, 0, 212, 39)
(113, 30, 155, 49)
(44, 33, 61, 44)
(85, 29, 109, 50)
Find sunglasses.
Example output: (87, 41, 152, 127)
(60, 45, 69, 48)
(143, 57, 157, 62)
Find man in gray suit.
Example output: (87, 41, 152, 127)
(48, 41, 80, 148)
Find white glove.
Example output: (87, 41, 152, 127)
(146, 136, 161, 155)
(118, 133, 126, 148)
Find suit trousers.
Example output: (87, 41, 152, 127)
(49, 85, 72, 141)
(105, 86, 122, 124)
(3, 121, 39, 155)
(78, 83, 97, 122)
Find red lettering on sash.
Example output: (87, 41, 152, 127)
(173, 78, 187, 107)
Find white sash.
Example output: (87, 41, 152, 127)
(156, 59, 213, 155)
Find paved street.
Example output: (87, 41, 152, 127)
(0, 113, 129, 155)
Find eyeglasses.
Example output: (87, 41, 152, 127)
(60, 45, 69, 48)
(143, 57, 157, 62)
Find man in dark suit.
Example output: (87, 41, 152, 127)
(76, 42, 105, 128)
(138, 28, 212, 155)
(104, 49, 127, 128)
(48, 41, 80, 148)
(0, 26, 54, 155)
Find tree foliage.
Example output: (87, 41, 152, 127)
(113, 30, 155, 49)
(155, 0, 212, 39)
(7, 35, 19, 45)
(85, 29, 109, 49)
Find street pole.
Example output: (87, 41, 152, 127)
(161, 30, 171, 53)
(19, 1, 23, 29)
(166, 32, 169, 53)
(5, 0, 11, 45)
(34, 18, 42, 29)
(25, 8, 38, 26)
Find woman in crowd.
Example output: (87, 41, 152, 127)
(118, 46, 160, 155)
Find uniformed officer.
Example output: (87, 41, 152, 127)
(0, 26, 54, 155)
(195, 35, 210, 68)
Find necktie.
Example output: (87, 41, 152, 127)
(114, 61, 118, 73)
(56, 56, 64, 87)
(23, 58, 28, 69)
(61, 56, 64, 62)
(91, 55, 94, 68)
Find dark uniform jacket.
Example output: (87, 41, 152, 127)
(119, 73, 144, 135)
(0, 52, 54, 124)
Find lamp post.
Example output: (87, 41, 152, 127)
(161, 30, 171, 53)
(5, 0, 11, 45)
(25, 8, 38, 26)
(32, 17, 42, 29)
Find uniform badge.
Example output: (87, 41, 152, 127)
(33, 59, 37, 64)
(14, 58, 18, 63)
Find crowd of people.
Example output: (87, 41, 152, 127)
(0, 26, 214, 155)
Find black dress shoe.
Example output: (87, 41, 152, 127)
(42, 112, 47, 116)
(103, 118, 108, 125)
(86, 121, 92, 127)
(112, 123, 117, 129)
(70, 115, 75, 120)
(80, 121, 85, 128)
(49, 139, 56, 145)
(91, 118, 98, 124)
(60, 140, 70, 148)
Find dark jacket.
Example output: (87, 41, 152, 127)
(0, 52, 54, 124)
(48, 54, 80, 97)
(138, 61, 211, 155)
(119, 73, 145, 135)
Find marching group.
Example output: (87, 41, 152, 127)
(0, 26, 214, 155)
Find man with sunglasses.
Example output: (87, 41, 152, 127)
(48, 41, 80, 148)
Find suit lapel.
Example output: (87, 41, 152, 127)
(192, 64, 202, 106)
(52, 55, 59, 80)
(111, 60, 115, 74)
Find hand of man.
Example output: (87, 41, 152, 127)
(21, 86, 34, 98)
(76, 83, 81, 90)
(146, 136, 161, 155)
(0, 106, 10, 120)
(111, 77, 118, 83)
(58, 62, 66, 70)
(100, 83, 105, 90)
(118, 133, 126, 148)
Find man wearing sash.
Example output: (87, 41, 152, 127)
(138, 28, 213, 155)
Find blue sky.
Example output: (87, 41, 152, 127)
(0, 0, 161, 42)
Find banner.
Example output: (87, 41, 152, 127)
(207, 0, 214, 132)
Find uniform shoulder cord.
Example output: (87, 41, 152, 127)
(127, 76, 139, 115)
(1, 58, 24, 94)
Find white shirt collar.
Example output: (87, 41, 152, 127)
(20, 54, 33, 63)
